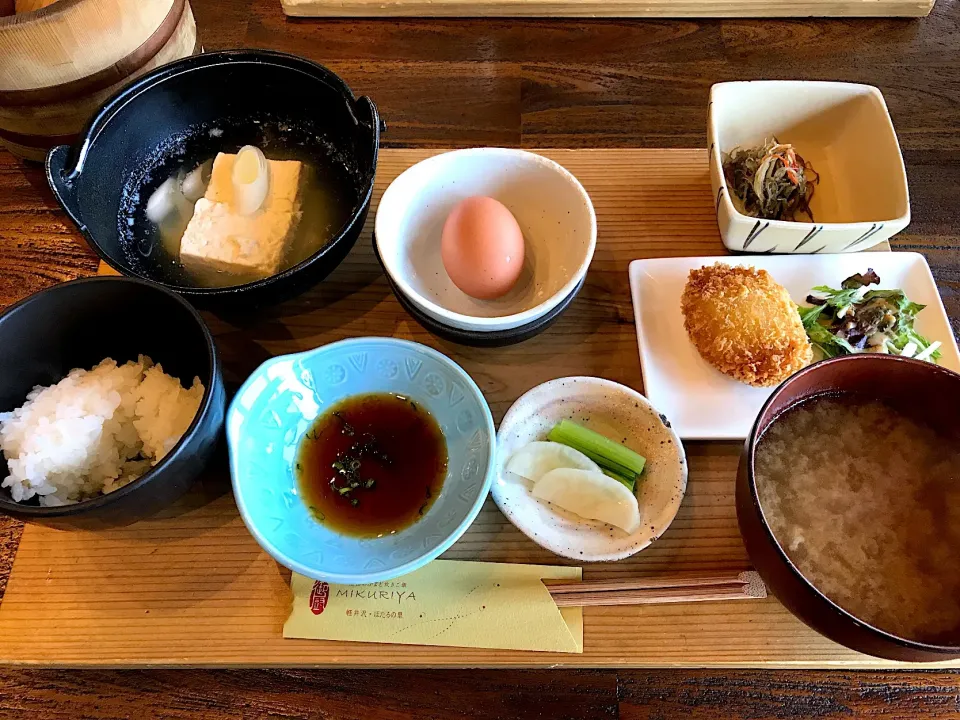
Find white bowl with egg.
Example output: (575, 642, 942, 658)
(374, 148, 596, 332)
(709, 81, 910, 254)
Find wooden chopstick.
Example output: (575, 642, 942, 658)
(544, 572, 758, 593)
(545, 571, 766, 607)
(550, 586, 756, 607)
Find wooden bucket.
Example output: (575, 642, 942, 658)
(0, 0, 199, 161)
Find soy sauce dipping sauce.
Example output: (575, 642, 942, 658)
(296, 393, 448, 538)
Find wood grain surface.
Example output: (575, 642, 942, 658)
(281, 0, 935, 19)
(1, 0, 959, 715)
(1, 149, 916, 672)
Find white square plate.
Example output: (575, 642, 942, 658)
(628, 252, 960, 440)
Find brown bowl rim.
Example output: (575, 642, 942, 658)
(745, 353, 960, 654)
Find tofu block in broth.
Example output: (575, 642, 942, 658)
(179, 152, 305, 282)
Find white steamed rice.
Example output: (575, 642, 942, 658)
(0, 356, 204, 506)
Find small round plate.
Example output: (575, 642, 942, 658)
(492, 377, 687, 562)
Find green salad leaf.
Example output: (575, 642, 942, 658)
(797, 270, 941, 363)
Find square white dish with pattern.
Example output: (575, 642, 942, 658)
(708, 81, 911, 254)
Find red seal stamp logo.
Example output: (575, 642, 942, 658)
(309, 581, 330, 615)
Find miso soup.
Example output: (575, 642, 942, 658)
(755, 394, 960, 644)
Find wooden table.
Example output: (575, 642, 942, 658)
(1, 0, 959, 716)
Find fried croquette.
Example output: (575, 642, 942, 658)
(681, 263, 812, 387)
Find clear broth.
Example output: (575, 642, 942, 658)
(119, 114, 361, 289)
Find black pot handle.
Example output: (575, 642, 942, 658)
(46, 144, 86, 233)
(354, 96, 383, 185)
(355, 95, 385, 137)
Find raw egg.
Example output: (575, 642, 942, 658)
(441, 196, 525, 300)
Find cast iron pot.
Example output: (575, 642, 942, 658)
(0, 277, 225, 529)
(737, 353, 960, 662)
(46, 50, 382, 309)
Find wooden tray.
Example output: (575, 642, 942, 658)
(2, 148, 945, 670)
(281, 0, 935, 18)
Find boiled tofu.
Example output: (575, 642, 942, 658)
(179, 152, 304, 281)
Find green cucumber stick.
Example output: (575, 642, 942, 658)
(566, 444, 636, 480)
(602, 468, 636, 493)
(548, 419, 646, 477)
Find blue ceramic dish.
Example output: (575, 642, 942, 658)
(226, 338, 496, 584)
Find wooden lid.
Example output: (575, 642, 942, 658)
(0, 0, 184, 101)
